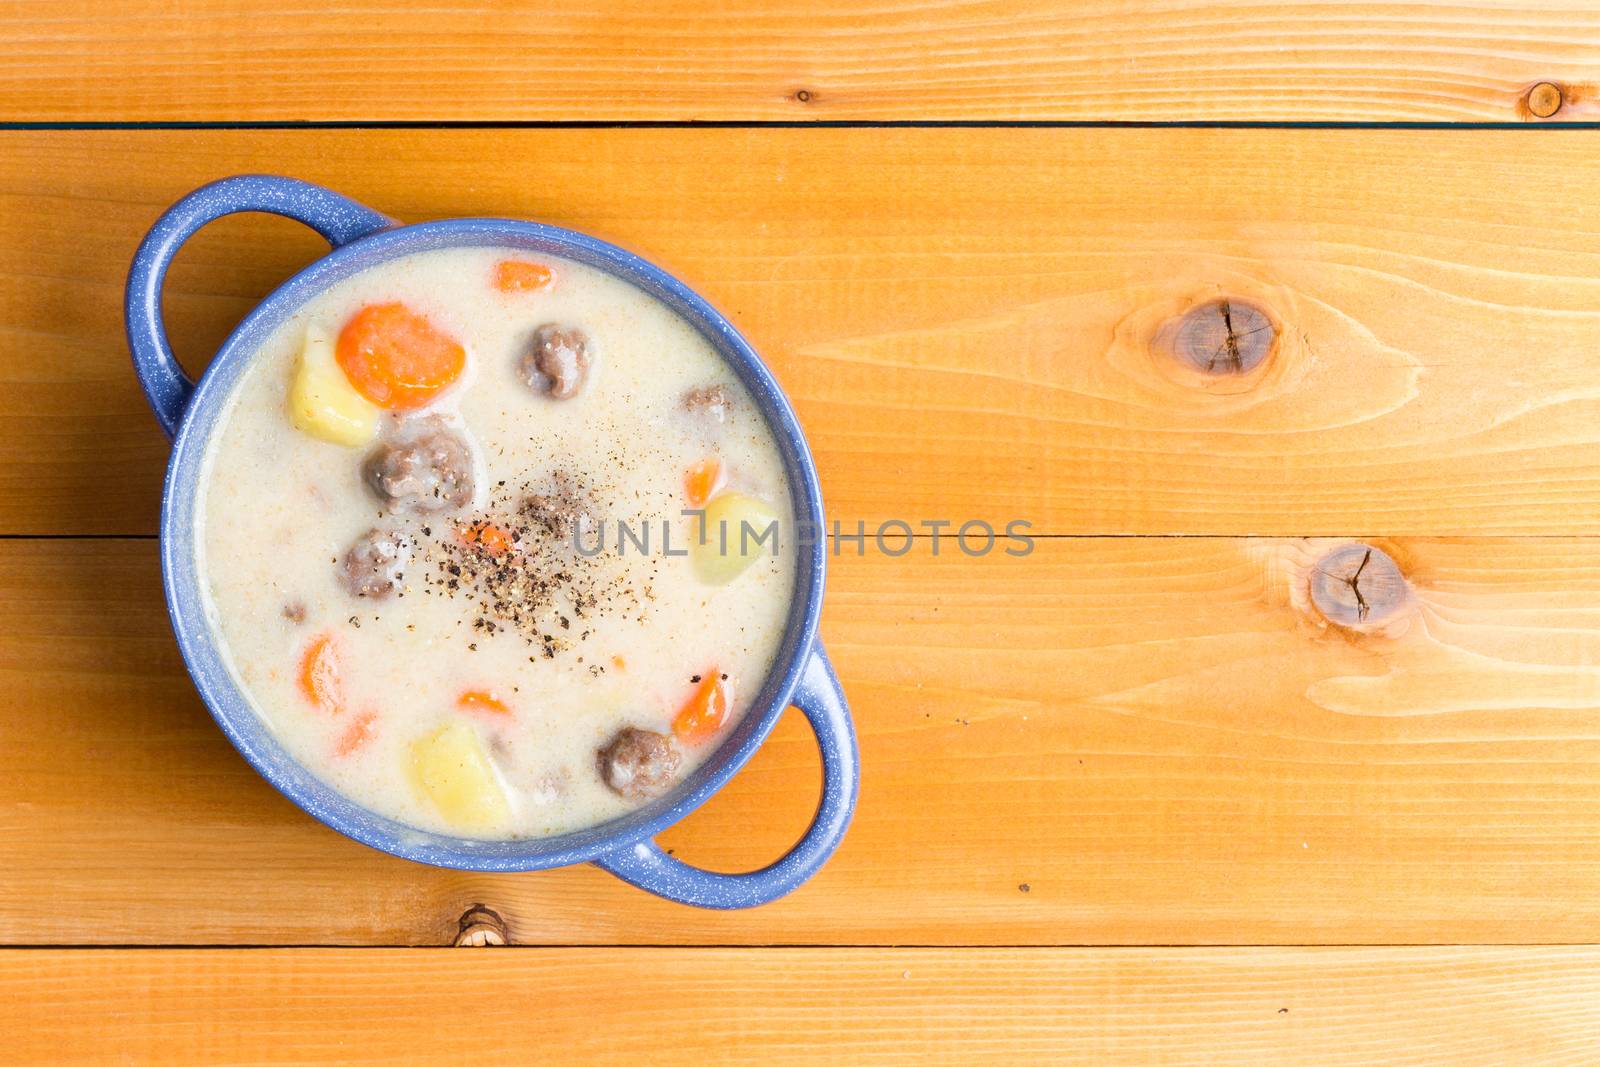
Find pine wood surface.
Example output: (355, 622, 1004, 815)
(4, 2, 1600, 123)
(10, 17, 1600, 1051)
(8, 128, 1600, 536)
(7, 946, 1600, 1066)
(9, 536, 1600, 945)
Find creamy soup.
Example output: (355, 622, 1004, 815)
(198, 246, 796, 839)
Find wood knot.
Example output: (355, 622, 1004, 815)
(1526, 82, 1564, 119)
(1309, 544, 1408, 629)
(453, 904, 509, 946)
(1169, 299, 1276, 375)
(794, 88, 814, 104)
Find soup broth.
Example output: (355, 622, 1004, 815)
(197, 246, 795, 839)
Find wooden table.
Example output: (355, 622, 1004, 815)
(8, 3, 1600, 1062)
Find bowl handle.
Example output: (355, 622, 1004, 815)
(125, 175, 395, 440)
(595, 644, 860, 908)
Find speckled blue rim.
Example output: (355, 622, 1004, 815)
(126, 175, 858, 908)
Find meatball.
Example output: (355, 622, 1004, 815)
(362, 415, 475, 515)
(521, 472, 595, 539)
(597, 727, 681, 800)
(682, 384, 730, 422)
(518, 324, 592, 399)
(339, 528, 408, 599)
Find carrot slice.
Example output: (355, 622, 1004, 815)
(458, 689, 513, 717)
(457, 520, 514, 557)
(683, 457, 723, 508)
(494, 259, 556, 293)
(672, 672, 729, 743)
(335, 302, 466, 410)
(335, 710, 377, 757)
(298, 633, 343, 714)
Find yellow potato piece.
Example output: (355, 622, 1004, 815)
(408, 722, 514, 834)
(692, 491, 781, 585)
(288, 323, 379, 446)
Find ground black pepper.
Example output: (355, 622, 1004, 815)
(404, 468, 635, 659)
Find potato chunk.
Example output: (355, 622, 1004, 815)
(289, 323, 379, 446)
(407, 722, 513, 833)
(692, 492, 780, 585)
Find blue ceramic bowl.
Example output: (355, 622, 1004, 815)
(126, 175, 858, 908)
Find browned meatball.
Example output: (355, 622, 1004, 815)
(518, 324, 592, 399)
(682, 384, 730, 422)
(597, 727, 681, 800)
(521, 471, 595, 539)
(339, 528, 408, 599)
(362, 416, 475, 515)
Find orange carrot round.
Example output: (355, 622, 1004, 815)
(683, 457, 723, 508)
(334, 710, 377, 757)
(298, 633, 343, 714)
(458, 689, 513, 717)
(457, 520, 514, 558)
(494, 259, 556, 293)
(336, 302, 466, 410)
(672, 672, 729, 743)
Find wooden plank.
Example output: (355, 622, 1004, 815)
(10, 536, 1600, 946)
(9, 128, 1600, 537)
(4, 2, 1600, 123)
(7, 945, 1600, 1065)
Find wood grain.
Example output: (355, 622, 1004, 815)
(11, 536, 1600, 945)
(7, 946, 1600, 1065)
(9, 128, 1600, 536)
(4, 2, 1600, 123)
